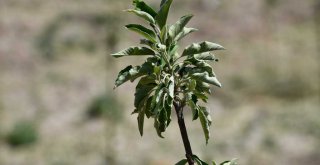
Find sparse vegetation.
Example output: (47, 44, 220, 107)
(86, 94, 122, 121)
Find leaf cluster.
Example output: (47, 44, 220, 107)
(112, 0, 224, 143)
(176, 156, 238, 165)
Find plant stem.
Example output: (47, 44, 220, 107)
(174, 101, 195, 165)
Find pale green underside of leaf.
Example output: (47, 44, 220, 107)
(175, 27, 198, 42)
(182, 41, 225, 56)
(193, 52, 218, 61)
(168, 14, 193, 41)
(125, 9, 156, 24)
(191, 72, 222, 88)
(125, 24, 157, 43)
(111, 46, 155, 57)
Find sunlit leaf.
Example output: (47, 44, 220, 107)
(114, 57, 158, 88)
(125, 24, 157, 43)
(193, 52, 218, 61)
(182, 41, 225, 56)
(112, 46, 155, 57)
(168, 76, 175, 98)
(169, 14, 193, 42)
(175, 27, 198, 42)
(190, 72, 222, 88)
(114, 65, 139, 88)
(126, 9, 156, 24)
(133, 0, 157, 18)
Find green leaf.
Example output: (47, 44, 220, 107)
(126, 9, 155, 24)
(190, 72, 222, 87)
(192, 155, 209, 165)
(169, 44, 179, 57)
(186, 93, 199, 120)
(125, 24, 157, 43)
(189, 79, 196, 91)
(137, 108, 145, 136)
(193, 52, 218, 61)
(196, 62, 216, 77)
(113, 57, 158, 88)
(114, 65, 139, 88)
(184, 61, 216, 77)
(154, 118, 164, 138)
(145, 96, 153, 118)
(220, 159, 238, 165)
(182, 41, 225, 56)
(198, 106, 212, 144)
(138, 74, 157, 85)
(164, 95, 173, 126)
(158, 105, 168, 132)
(133, 0, 157, 18)
(160, 0, 167, 7)
(111, 46, 155, 57)
(150, 84, 164, 114)
(155, 0, 173, 30)
(169, 14, 193, 41)
(168, 76, 175, 98)
(175, 159, 188, 165)
(196, 81, 211, 94)
(134, 79, 157, 136)
(160, 25, 168, 43)
(140, 39, 154, 48)
(194, 92, 208, 103)
(175, 27, 198, 42)
(134, 80, 156, 108)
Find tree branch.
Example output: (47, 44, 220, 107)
(174, 101, 194, 165)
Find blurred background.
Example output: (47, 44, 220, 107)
(0, 0, 319, 164)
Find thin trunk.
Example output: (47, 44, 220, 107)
(174, 102, 195, 165)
